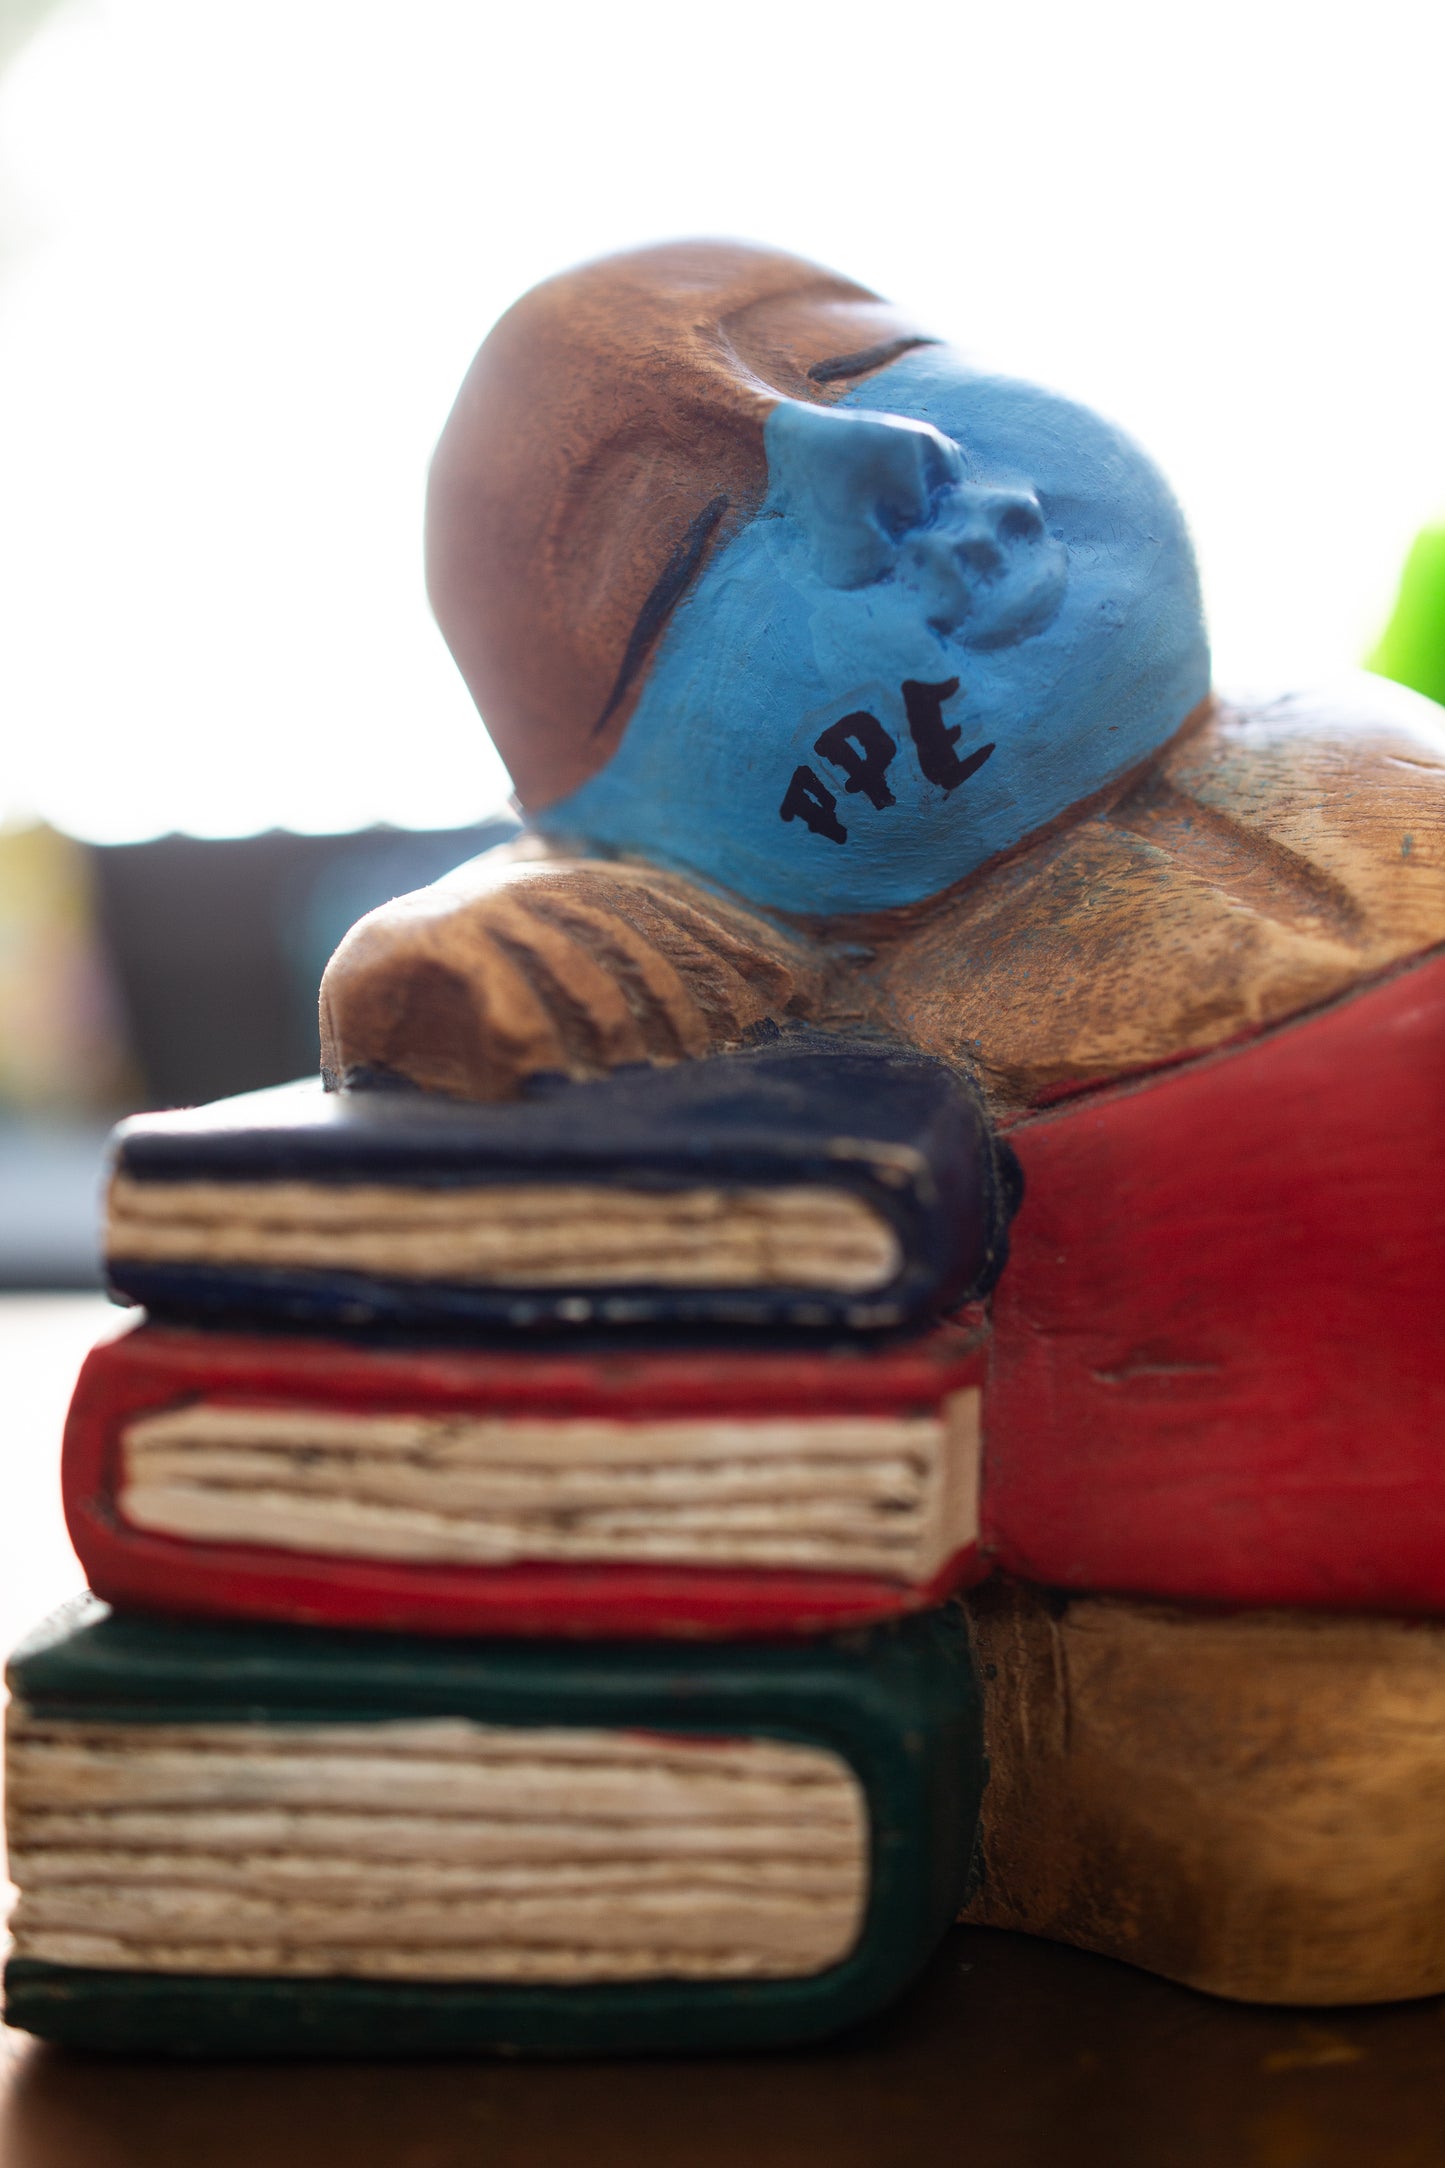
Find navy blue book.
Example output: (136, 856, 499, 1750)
(104, 1034, 1018, 1335)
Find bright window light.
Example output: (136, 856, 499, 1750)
(1, 0, 1442, 842)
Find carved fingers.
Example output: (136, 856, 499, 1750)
(319, 856, 828, 1101)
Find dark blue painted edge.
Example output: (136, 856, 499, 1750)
(108, 1034, 1020, 1331)
(4, 1599, 982, 2057)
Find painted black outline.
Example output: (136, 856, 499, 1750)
(806, 336, 941, 386)
(592, 493, 731, 736)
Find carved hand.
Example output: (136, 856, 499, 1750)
(320, 844, 835, 1101)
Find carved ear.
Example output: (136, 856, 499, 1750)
(765, 400, 963, 588)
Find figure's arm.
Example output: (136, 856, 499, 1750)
(319, 843, 835, 1101)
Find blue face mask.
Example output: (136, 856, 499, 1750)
(536, 347, 1210, 916)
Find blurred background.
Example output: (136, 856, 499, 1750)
(1, 0, 1443, 1285)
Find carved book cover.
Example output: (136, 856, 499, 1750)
(104, 1036, 1018, 1336)
(64, 1319, 986, 1638)
(4, 1597, 982, 2056)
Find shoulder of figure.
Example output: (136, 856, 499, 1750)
(874, 677, 1445, 1108)
(1153, 675, 1445, 905)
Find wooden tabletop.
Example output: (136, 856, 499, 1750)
(4, 1297, 1444, 2168)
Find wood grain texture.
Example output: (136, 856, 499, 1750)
(320, 841, 836, 1099)
(873, 677, 1445, 1107)
(426, 244, 933, 809)
(961, 1581, 1445, 2005)
(984, 947, 1445, 1609)
(320, 676, 1445, 1111)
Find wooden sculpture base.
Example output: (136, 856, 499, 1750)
(960, 1581, 1445, 2005)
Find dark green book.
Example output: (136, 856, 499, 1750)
(4, 1597, 982, 2057)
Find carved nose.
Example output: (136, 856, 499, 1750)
(899, 482, 1065, 648)
(951, 489, 1046, 581)
(959, 535, 1003, 577)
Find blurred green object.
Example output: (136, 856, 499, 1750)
(1369, 524, 1445, 709)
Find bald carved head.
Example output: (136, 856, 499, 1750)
(427, 241, 1209, 916)
(427, 241, 936, 809)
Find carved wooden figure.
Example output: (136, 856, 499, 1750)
(322, 244, 1444, 1118)
(320, 240, 1445, 1613)
(8, 242, 1445, 2051)
(312, 241, 1445, 2016)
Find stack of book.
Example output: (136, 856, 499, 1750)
(5, 1032, 1019, 2054)
(949, 951, 1445, 2007)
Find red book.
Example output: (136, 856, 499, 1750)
(986, 949, 1445, 1610)
(66, 951, 1445, 1628)
(64, 1322, 985, 1639)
